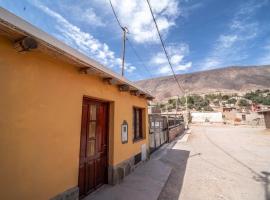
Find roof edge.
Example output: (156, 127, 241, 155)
(0, 7, 154, 98)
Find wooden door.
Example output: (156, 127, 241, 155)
(78, 98, 108, 198)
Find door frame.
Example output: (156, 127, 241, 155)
(78, 96, 110, 198)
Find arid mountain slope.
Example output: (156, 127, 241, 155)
(136, 65, 270, 101)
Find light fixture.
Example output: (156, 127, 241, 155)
(15, 37, 38, 52)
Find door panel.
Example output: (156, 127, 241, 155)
(87, 140, 96, 157)
(95, 157, 105, 187)
(78, 98, 108, 198)
(78, 164, 86, 195)
(86, 160, 95, 192)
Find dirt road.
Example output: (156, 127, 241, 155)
(159, 125, 270, 200)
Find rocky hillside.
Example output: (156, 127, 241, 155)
(136, 65, 270, 101)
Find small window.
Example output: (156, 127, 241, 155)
(133, 107, 143, 141)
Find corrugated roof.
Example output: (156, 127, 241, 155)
(0, 7, 154, 99)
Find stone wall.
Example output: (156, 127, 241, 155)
(108, 156, 135, 185)
(50, 187, 79, 200)
(108, 147, 149, 185)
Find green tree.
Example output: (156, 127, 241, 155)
(186, 95, 211, 111)
(244, 90, 270, 105)
(213, 100, 220, 106)
(227, 98, 237, 104)
(222, 95, 229, 100)
(238, 99, 250, 107)
(204, 105, 214, 111)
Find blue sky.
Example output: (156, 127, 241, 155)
(1, 0, 270, 81)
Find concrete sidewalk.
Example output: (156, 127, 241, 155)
(84, 159, 171, 200)
(84, 132, 190, 200)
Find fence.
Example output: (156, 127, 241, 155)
(149, 114, 185, 153)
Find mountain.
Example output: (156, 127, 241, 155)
(136, 65, 270, 101)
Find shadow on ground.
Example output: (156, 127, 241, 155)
(255, 171, 270, 200)
(158, 149, 190, 200)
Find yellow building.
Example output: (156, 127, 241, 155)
(0, 8, 153, 200)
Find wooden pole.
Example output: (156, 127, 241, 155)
(121, 27, 127, 76)
(185, 90, 189, 128)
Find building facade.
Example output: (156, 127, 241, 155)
(191, 112, 223, 123)
(258, 110, 270, 129)
(0, 8, 153, 200)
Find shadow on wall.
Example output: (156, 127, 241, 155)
(158, 149, 190, 200)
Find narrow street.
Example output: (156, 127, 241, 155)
(160, 125, 270, 200)
(86, 125, 270, 200)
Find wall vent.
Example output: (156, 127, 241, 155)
(134, 153, 142, 165)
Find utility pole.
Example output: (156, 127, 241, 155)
(185, 90, 189, 129)
(185, 92, 188, 112)
(108, 0, 128, 77)
(121, 27, 128, 76)
(176, 96, 178, 114)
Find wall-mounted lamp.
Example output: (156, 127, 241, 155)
(14, 37, 38, 52)
(78, 67, 90, 74)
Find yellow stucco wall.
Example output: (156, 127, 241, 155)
(0, 36, 149, 200)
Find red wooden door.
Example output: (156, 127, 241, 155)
(78, 98, 108, 198)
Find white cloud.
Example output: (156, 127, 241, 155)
(158, 65, 171, 74)
(45, 2, 106, 27)
(150, 43, 192, 75)
(27, 0, 195, 78)
(175, 62, 192, 71)
(200, 0, 265, 70)
(217, 35, 238, 49)
(258, 55, 270, 65)
(29, 0, 136, 73)
(152, 53, 167, 65)
(257, 40, 270, 65)
(125, 64, 136, 73)
(110, 0, 180, 43)
(201, 58, 221, 69)
(77, 8, 105, 27)
(157, 62, 192, 74)
(181, 2, 203, 18)
(171, 55, 184, 65)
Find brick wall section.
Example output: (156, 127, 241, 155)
(168, 124, 185, 142)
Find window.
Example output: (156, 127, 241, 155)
(133, 107, 143, 141)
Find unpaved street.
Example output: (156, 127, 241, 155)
(159, 125, 270, 200)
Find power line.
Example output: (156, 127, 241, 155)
(108, 0, 153, 79)
(109, 0, 123, 30)
(145, 0, 185, 93)
(109, 0, 127, 76)
(126, 38, 154, 78)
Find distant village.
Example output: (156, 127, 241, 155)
(149, 89, 270, 126)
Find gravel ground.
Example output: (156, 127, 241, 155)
(159, 125, 270, 200)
